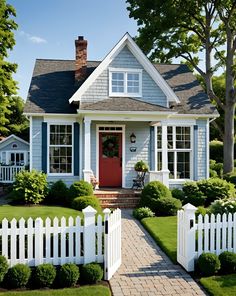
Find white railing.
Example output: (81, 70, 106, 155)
(0, 206, 121, 280)
(177, 203, 236, 272)
(0, 165, 25, 183)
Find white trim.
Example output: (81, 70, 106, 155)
(79, 120, 83, 180)
(23, 113, 77, 117)
(0, 134, 29, 147)
(69, 32, 180, 104)
(154, 126, 157, 171)
(44, 117, 77, 123)
(77, 110, 175, 115)
(108, 68, 142, 97)
(206, 118, 210, 179)
(84, 119, 91, 172)
(96, 124, 126, 188)
(47, 122, 74, 176)
(29, 116, 33, 171)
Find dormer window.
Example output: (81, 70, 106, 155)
(109, 68, 142, 97)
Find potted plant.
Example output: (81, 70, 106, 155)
(134, 160, 149, 172)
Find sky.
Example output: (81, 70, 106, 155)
(7, 0, 138, 100)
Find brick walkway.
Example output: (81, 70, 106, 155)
(109, 210, 206, 296)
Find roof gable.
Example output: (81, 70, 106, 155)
(0, 135, 29, 150)
(69, 33, 180, 104)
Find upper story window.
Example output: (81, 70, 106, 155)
(49, 124, 73, 174)
(109, 68, 142, 97)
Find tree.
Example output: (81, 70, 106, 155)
(127, 0, 236, 173)
(0, 0, 18, 135)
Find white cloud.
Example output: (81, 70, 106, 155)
(19, 30, 47, 44)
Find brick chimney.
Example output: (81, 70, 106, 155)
(75, 36, 87, 80)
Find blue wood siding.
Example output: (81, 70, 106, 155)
(32, 117, 43, 171)
(81, 45, 167, 106)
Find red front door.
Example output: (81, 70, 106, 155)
(99, 133, 122, 187)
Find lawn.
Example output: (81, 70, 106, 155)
(0, 205, 83, 221)
(0, 285, 111, 296)
(141, 216, 177, 263)
(200, 274, 236, 296)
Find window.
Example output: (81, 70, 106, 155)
(156, 126, 192, 179)
(109, 68, 142, 97)
(49, 124, 73, 174)
(10, 152, 25, 166)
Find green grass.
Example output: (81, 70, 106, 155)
(0, 205, 82, 221)
(141, 216, 177, 263)
(0, 285, 111, 296)
(200, 274, 236, 296)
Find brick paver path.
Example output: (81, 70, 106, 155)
(109, 210, 206, 296)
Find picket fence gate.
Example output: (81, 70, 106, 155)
(177, 203, 236, 271)
(0, 206, 122, 280)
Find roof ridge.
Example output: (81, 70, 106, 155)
(36, 58, 101, 62)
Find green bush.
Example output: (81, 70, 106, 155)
(197, 178, 235, 206)
(209, 198, 236, 214)
(210, 169, 218, 178)
(210, 141, 223, 163)
(47, 180, 68, 205)
(133, 207, 155, 220)
(34, 264, 56, 288)
(71, 196, 102, 212)
(195, 206, 209, 217)
(198, 253, 220, 276)
(224, 173, 236, 186)
(12, 170, 48, 204)
(58, 263, 79, 288)
(139, 181, 172, 211)
(154, 196, 182, 216)
(69, 181, 93, 202)
(134, 160, 149, 172)
(0, 256, 8, 283)
(171, 188, 185, 201)
(5, 264, 31, 289)
(80, 263, 103, 284)
(182, 181, 206, 206)
(219, 251, 236, 274)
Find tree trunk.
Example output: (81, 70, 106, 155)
(223, 103, 235, 173)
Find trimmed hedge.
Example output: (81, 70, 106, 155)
(80, 263, 103, 284)
(69, 181, 93, 201)
(5, 264, 31, 289)
(154, 197, 182, 216)
(198, 253, 220, 276)
(47, 180, 68, 205)
(71, 196, 102, 212)
(219, 251, 236, 274)
(133, 207, 155, 220)
(34, 263, 56, 288)
(0, 256, 8, 283)
(58, 263, 80, 287)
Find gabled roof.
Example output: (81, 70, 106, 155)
(69, 33, 180, 104)
(0, 134, 29, 149)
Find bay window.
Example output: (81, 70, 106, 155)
(156, 126, 192, 179)
(49, 124, 73, 174)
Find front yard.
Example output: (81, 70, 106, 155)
(141, 216, 236, 296)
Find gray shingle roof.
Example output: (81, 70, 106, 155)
(80, 97, 171, 112)
(24, 59, 218, 116)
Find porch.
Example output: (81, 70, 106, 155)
(0, 165, 25, 183)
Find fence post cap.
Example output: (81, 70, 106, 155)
(103, 208, 111, 214)
(182, 203, 197, 211)
(82, 205, 97, 214)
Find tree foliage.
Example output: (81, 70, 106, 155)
(0, 0, 19, 135)
(127, 0, 236, 173)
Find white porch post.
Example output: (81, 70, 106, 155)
(161, 124, 169, 187)
(83, 118, 92, 183)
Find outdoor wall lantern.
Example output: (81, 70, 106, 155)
(130, 133, 136, 143)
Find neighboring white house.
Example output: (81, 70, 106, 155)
(24, 33, 219, 188)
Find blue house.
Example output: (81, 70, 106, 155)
(24, 33, 218, 189)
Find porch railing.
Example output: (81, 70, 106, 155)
(0, 165, 25, 183)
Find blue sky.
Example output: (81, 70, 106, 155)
(7, 0, 138, 100)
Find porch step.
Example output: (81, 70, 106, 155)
(94, 190, 141, 209)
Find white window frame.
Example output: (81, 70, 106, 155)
(47, 123, 74, 176)
(156, 125, 193, 180)
(109, 67, 142, 97)
(5, 151, 27, 166)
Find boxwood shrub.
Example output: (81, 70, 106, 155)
(58, 263, 79, 287)
(71, 195, 102, 212)
(219, 251, 236, 274)
(0, 255, 8, 283)
(133, 207, 155, 220)
(80, 263, 103, 284)
(198, 253, 220, 276)
(47, 180, 68, 205)
(154, 196, 182, 216)
(5, 264, 31, 289)
(34, 263, 56, 288)
(69, 181, 93, 201)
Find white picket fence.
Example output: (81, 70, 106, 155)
(0, 165, 24, 183)
(0, 206, 122, 280)
(177, 203, 236, 271)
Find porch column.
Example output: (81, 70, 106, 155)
(83, 118, 92, 183)
(161, 124, 169, 187)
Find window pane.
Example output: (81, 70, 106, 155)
(157, 126, 162, 149)
(112, 72, 124, 93)
(167, 126, 173, 149)
(168, 152, 174, 179)
(49, 147, 72, 173)
(176, 127, 191, 149)
(157, 152, 162, 171)
(127, 73, 139, 93)
(177, 152, 190, 179)
(50, 124, 72, 145)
